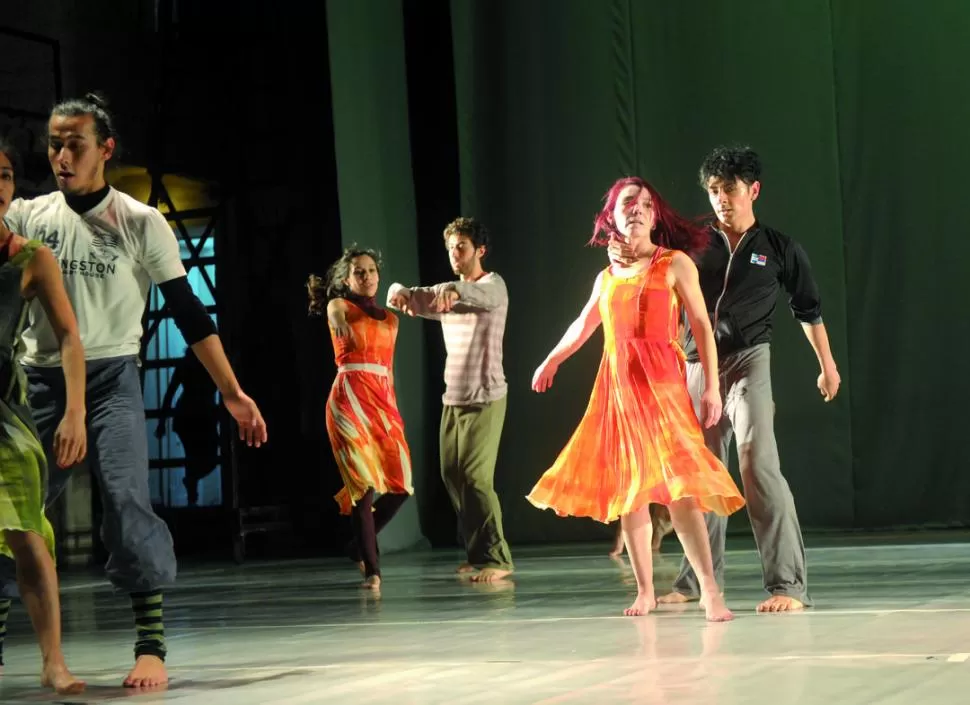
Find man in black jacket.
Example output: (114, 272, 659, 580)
(610, 145, 840, 612)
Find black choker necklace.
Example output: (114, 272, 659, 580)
(346, 292, 386, 321)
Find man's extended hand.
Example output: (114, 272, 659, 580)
(431, 287, 460, 313)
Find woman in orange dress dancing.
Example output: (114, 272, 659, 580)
(308, 246, 413, 590)
(528, 177, 745, 621)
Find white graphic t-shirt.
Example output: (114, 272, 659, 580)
(3, 188, 186, 366)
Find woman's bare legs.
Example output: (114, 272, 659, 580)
(3, 530, 85, 693)
(665, 499, 733, 622)
(620, 505, 655, 615)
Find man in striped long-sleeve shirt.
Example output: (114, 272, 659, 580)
(387, 217, 514, 582)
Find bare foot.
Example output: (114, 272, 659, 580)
(757, 595, 805, 613)
(456, 562, 476, 574)
(361, 575, 382, 590)
(123, 654, 168, 688)
(700, 593, 734, 622)
(470, 579, 515, 593)
(356, 561, 366, 577)
(657, 592, 697, 605)
(41, 662, 86, 695)
(471, 567, 513, 583)
(624, 592, 657, 616)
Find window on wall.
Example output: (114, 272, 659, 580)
(142, 226, 223, 508)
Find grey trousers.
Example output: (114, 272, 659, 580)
(0, 356, 177, 597)
(672, 343, 811, 605)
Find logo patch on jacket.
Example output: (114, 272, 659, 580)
(750, 253, 767, 266)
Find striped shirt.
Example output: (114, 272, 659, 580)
(387, 272, 508, 406)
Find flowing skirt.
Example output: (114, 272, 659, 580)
(527, 339, 744, 523)
(0, 398, 56, 560)
(326, 367, 413, 515)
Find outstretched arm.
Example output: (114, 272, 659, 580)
(532, 272, 605, 393)
(671, 252, 721, 428)
(448, 275, 507, 312)
(27, 246, 87, 467)
(387, 283, 443, 320)
(424, 275, 509, 315)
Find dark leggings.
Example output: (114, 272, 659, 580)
(350, 490, 409, 578)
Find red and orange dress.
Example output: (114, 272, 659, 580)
(527, 248, 744, 523)
(326, 297, 413, 514)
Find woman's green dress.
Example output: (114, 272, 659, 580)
(0, 237, 56, 560)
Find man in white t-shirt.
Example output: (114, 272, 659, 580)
(0, 93, 268, 688)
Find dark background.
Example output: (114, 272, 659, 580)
(2, 0, 968, 562)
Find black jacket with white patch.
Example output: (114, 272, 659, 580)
(683, 221, 823, 363)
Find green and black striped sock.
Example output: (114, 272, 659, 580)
(130, 590, 166, 661)
(0, 598, 10, 666)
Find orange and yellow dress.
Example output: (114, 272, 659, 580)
(527, 248, 745, 523)
(326, 299, 413, 515)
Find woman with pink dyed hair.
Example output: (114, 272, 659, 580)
(528, 177, 744, 622)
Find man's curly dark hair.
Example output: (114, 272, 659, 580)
(699, 145, 762, 188)
(442, 216, 490, 257)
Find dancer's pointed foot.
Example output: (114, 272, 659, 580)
(700, 592, 734, 622)
(41, 661, 86, 695)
